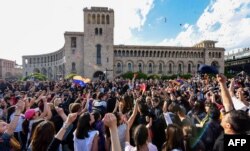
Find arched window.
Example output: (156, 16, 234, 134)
(92, 14, 96, 24)
(106, 15, 110, 24)
(101, 14, 105, 24)
(178, 64, 182, 74)
(169, 63, 172, 74)
(197, 64, 200, 71)
(134, 51, 137, 57)
(138, 63, 143, 72)
(130, 51, 133, 57)
(95, 28, 98, 35)
(148, 63, 153, 73)
(88, 14, 91, 24)
(188, 64, 191, 73)
(96, 44, 101, 64)
(97, 14, 100, 24)
(142, 51, 145, 57)
(159, 63, 163, 73)
(117, 63, 122, 73)
(128, 63, 133, 72)
(126, 51, 129, 57)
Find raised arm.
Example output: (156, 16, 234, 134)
(55, 107, 67, 122)
(127, 97, 139, 129)
(6, 100, 25, 135)
(103, 113, 122, 151)
(217, 74, 234, 112)
(229, 78, 235, 97)
(54, 113, 77, 140)
(47, 113, 78, 151)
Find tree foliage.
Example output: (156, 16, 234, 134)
(22, 73, 47, 81)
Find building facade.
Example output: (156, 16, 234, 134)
(0, 58, 23, 80)
(225, 47, 250, 74)
(22, 7, 225, 80)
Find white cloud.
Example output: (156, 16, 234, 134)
(183, 23, 190, 29)
(0, 0, 154, 64)
(159, 0, 250, 50)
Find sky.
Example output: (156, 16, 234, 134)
(0, 0, 250, 65)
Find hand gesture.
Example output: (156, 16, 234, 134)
(65, 113, 78, 124)
(216, 74, 227, 84)
(15, 100, 25, 112)
(135, 96, 142, 104)
(103, 113, 117, 129)
(41, 96, 47, 102)
(55, 106, 64, 115)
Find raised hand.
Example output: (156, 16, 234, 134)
(216, 74, 227, 84)
(65, 113, 78, 124)
(103, 113, 117, 129)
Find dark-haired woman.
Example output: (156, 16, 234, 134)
(30, 113, 77, 151)
(162, 124, 185, 151)
(74, 112, 99, 151)
(125, 124, 157, 151)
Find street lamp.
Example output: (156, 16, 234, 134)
(104, 68, 113, 80)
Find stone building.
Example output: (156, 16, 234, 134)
(0, 58, 23, 80)
(22, 7, 225, 80)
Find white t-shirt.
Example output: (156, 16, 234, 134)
(231, 96, 249, 111)
(10, 113, 25, 132)
(125, 142, 158, 151)
(74, 130, 99, 151)
(118, 123, 127, 150)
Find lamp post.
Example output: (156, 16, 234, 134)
(104, 68, 113, 80)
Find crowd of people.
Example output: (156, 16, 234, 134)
(0, 72, 250, 151)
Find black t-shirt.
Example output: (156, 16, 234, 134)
(213, 132, 224, 151)
(106, 97, 116, 113)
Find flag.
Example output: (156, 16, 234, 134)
(198, 64, 219, 74)
(73, 76, 86, 87)
(82, 77, 91, 83)
(140, 83, 146, 92)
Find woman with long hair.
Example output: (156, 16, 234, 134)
(30, 113, 77, 151)
(162, 124, 185, 151)
(125, 124, 157, 151)
(74, 112, 99, 151)
(30, 121, 55, 151)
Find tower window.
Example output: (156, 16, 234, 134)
(96, 44, 102, 65)
(72, 62, 76, 73)
(99, 28, 102, 35)
(97, 14, 100, 24)
(87, 14, 91, 24)
(92, 14, 96, 24)
(95, 28, 98, 35)
(106, 15, 110, 24)
(71, 37, 77, 48)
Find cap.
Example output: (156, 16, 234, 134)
(24, 109, 36, 120)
